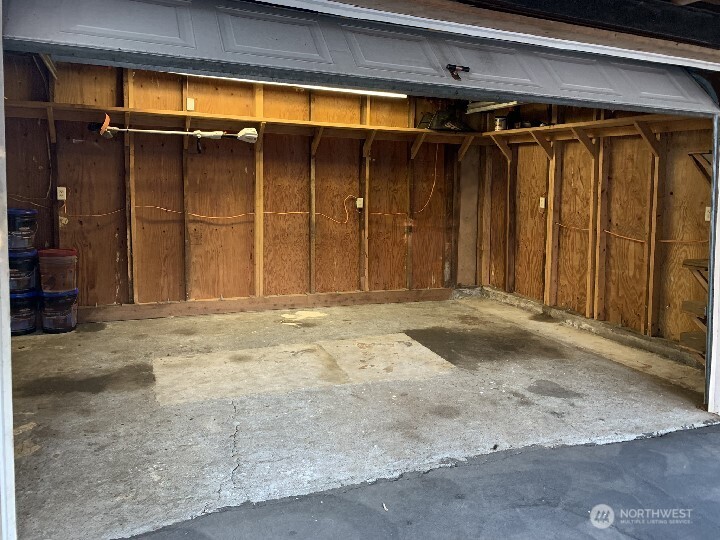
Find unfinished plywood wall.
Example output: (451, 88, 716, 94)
(472, 107, 711, 344)
(263, 134, 310, 296)
(656, 131, 711, 340)
(603, 137, 653, 332)
(133, 134, 185, 303)
(514, 144, 547, 301)
(5, 118, 53, 249)
(4, 56, 455, 313)
(488, 146, 509, 290)
(185, 139, 255, 300)
(56, 121, 129, 306)
(369, 140, 409, 291)
(412, 143, 447, 289)
(314, 138, 362, 293)
(555, 140, 593, 314)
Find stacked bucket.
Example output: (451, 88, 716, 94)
(7, 208, 79, 335)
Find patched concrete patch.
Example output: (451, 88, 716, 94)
(153, 334, 453, 405)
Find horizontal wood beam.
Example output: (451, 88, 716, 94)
(4, 99, 484, 146)
(78, 288, 453, 323)
(4, 100, 709, 150)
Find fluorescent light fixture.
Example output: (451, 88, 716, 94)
(467, 101, 520, 113)
(167, 71, 407, 99)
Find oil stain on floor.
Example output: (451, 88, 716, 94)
(404, 326, 569, 370)
(16, 363, 155, 396)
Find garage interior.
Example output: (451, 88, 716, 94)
(4, 3, 720, 536)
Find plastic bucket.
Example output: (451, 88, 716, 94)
(41, 289, 78, 334)
(10, 291, 38, 336)
(9, 248, 38, 292)
(39, 249, 78, 293)
(7, 208, 38, 249)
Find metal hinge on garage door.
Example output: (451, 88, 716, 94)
(3, 0, 718, 115)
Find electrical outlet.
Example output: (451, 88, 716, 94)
(186, 97, 195, 112)
(57, 187, 67, 201)
(539, 197, 546, 209)
(356, 197, 364, 209)
(706, 206, 712, 222)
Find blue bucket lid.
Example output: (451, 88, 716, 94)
(8, 248, 38, 258)
(10, 290, 37, 300)
(7, 208, 38, 217)
(42, 288, 79, 299)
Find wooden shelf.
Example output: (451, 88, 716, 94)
(683, 258, 709, 271)
(4, 100, 483, 145)
(682, 300, 707, 318)
(4, 100, 711, 148)
(483, 114, 711, 144)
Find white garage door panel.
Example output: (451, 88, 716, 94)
(4, 0, 718, 114)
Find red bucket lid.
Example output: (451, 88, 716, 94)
(39, 248, 78, 257)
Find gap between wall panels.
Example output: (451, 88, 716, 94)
(3, 55, 455, 314)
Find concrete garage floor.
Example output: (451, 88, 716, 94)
(11, 297, 717, 539)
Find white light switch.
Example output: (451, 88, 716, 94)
(539, 197, 546, 209)
(186, 97, 195, 111)
(706, 206, 712, 222)
(356, 198, 364, 209)
(57, 187, 67, 201)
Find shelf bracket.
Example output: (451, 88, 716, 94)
(570, 127, 598, 159)
(311, 127, 324, 157)
(490, 135, 513, 162)
(458, 135, 475, 162)
(634, 121, 661, 158)
(530, 132, 553, 160)
(688, 151, 713, 184)
(363, 129, 377, 158)
(410, 132, 427, 160)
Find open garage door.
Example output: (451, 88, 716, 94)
(3, 0, 719, 115)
